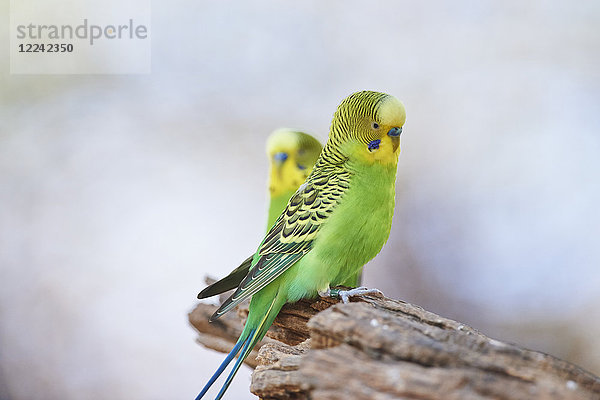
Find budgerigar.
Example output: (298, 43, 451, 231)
(197, 129, 322, 299)
(264, 129, 361, 286)
(265, 128, 322, 228)
(195, 90, 406, 400)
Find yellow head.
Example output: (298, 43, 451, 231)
(266, 129, 323, 198)
(325, 91, 406, 166)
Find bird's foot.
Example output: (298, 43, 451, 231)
(318, 286, 383, 304)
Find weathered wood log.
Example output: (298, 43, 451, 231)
(189, 281, 600, 400)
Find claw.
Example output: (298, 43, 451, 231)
(320, 286, 383, 303)
(338, 287, 383, 303)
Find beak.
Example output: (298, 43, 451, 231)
(273, 152, 288, 166)
(387, 127, 402, 152)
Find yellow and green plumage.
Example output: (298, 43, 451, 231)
(197, 129, 322, 299)
(265, 128, 322, 228)
(196, 91, 406, 400)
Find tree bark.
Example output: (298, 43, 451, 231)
(189, 281, 600, 400)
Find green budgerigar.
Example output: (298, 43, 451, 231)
(265, 128, 322, 229)
(195, 90, 406, 400)
(197, 129, 322, 300)
(264, 129, 361, 285)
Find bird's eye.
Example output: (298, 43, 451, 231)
(297, 163, 306, 170)
(273, 152, 288, 162)
(372, 122, 379, 129)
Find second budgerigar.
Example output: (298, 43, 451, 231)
(197, 129, 322, 299)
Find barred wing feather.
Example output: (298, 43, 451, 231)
(210, 168, 350, 321)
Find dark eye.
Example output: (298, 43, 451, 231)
(297, 164, 306, 170)
(372, 122, 379, 129)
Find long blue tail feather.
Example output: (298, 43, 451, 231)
(215, 329, 258, 400)
(198, 290, 282, 399)
(194, 338, 245, 400)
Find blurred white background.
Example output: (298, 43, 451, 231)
(1, 1, 599, 399)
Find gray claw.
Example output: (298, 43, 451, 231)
(324, 286, 383, 303)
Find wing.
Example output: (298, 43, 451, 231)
(197, 255, 253, 299)
(210, 167, 351, 321)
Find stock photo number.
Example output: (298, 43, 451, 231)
(18, 43, 74, 53)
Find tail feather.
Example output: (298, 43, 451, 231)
(197, 290, 284, 399)
(194, 338, 245, 400)
(214, 329, 258, 400)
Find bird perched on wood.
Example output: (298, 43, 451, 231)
(195, 90, 406, 400)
